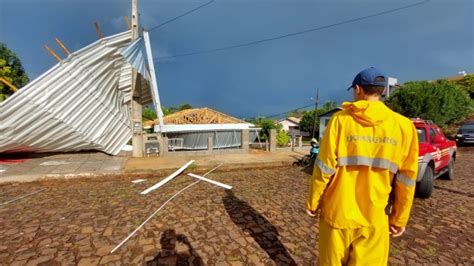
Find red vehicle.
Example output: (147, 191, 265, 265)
(413, 119, 457, 198)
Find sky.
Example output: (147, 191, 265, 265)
(1, 0, 473, 119)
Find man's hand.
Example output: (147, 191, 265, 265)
(306, 209, 317, 217)
(389, 225, 406, 237)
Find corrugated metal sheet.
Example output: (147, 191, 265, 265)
(166, 131, 242, 150)
(121, 37, 148, 79)
(0, 30, 146, 155)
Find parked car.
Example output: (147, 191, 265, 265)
(412, 119, 457, 198)
(455, 121, 474, 146)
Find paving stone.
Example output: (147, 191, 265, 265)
(81, 227, 94, 234)
(38, 238, 52, 247)
(40, 247, 57, 256)
(10, 260, 28, 266)
(142, 245, 155, 255)
(15, 252, 36, 261)
(99, 255, 121, 264)
(234, 237, 247, 247)
(25, 255, 54, 266)
(102, 227, 113, 237)
(95, 245, 114, 256)
(247, 254, 261, 265)
(138, 238, 154, 246)
(78, 257, 101, 266)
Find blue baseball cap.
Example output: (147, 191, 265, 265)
(347, 67, 387, 91)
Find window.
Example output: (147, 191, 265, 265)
(429, 128, 437, 143)
(460, 123, 474, 130)
(417, 128, 426, 143)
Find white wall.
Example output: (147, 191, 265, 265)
(277, 120, 297, 132)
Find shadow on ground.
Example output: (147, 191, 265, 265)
(147, 229, 203, 266)
(223, 190, 297, 265)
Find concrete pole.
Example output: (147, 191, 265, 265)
(241, 129, 249, 152)
(159, 136, 169, 157)
(131, 0, 143, 157)
(207, 136, 213, 154)
(269, 129, 277, 152)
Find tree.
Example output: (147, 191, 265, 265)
(321, 101, 338, 111)
(160, 103, 193, 116)
(161, 106, 172, 116)
(142, 106, 157, 121)
(0, 43, 29, 102)
(299, 101, 339, 137)
(299, 110, 318, 134)
(454, 74, 474, 99)
(286, 110, 304, 118)
(179, 103, 192, 110)
(250, 116, 277, 141)
(385, 80, 473, 127)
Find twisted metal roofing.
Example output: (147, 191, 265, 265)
(0, 31, 147, 155)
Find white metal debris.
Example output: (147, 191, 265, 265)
(131, 179, 146, 184)
(140, 160, 195, 194)
(0, 188, 46, 206)
(0, 31, 133, 155)
(111, 163, 223, 253)
(0, 30, 161, 155)
(143, 31, 165, 132)
(187, 173, 232, 190)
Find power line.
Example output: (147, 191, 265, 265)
(254, 97, 344, 120)
(147, 0, 215, 32)
(255, 103, 315, 120)
(153, 0, 429, 61)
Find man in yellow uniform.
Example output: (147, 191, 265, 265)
(306, 67, 418, 265)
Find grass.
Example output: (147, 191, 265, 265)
(390, 245, 401, 256)
(422, 245, 437, 257)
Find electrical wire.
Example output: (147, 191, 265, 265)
(153, 0, 429, 61)
(265, 103, 315, 118)
(110, 163, 224, 253)
(147, 0, 215, 32)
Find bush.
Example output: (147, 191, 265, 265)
(454, 74, 474, 99)
(299, 101, 339, 137)
(385, 80, 473, 127)
(250, 117, 277, 141)
(276, 130, 290, 147)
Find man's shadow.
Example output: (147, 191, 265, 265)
(147, 229, 203, 266)
(222, 190, 296, 265)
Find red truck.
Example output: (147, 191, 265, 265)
(413, 119, 457, 198)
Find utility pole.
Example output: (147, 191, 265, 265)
(131, 0, 143, 157)
(311, 88, 319, 139)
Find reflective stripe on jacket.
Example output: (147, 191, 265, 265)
(306, 100, 418, 228)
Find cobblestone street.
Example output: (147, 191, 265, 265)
(1, 147, 473, 265)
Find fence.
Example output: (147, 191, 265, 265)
(164, 130, 243, 151)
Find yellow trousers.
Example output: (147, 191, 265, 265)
(319, 217, 389, 266)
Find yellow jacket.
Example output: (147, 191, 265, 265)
(307, 100, 418, 228)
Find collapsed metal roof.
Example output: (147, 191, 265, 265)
(0, 30, 162, 155)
